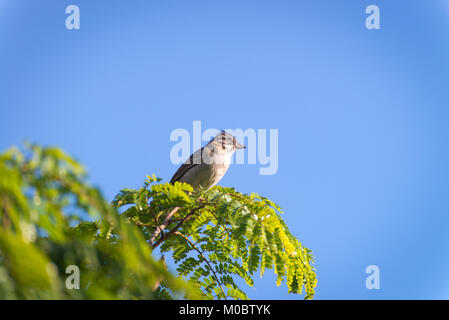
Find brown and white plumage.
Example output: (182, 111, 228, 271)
(170, 130, 245, 190)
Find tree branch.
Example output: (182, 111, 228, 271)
(151, 202, 206, 249)
(149, 206, 180, 245)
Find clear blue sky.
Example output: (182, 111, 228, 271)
(1, 0, 449, 299)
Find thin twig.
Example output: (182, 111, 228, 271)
(134, 222, 156, 228)
(204, 206, 232, 239)
(227, 192, 247, 201)
(174, 231, 227, 300)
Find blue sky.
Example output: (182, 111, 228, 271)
(1, 0, 449, 299)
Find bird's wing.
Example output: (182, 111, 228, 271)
(170, 146, 204, 183)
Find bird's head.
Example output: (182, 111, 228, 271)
(210, 130, 246, 154)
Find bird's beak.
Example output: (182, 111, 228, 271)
(236, 142, 246, 149)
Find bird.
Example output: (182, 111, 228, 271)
(151, 130, 245, 246)
(170, 130, 246, 190)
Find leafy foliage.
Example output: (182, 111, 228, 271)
(0, 143, 317, 300)
(115, 179, 317, 300)
(0, 144, 198, 299)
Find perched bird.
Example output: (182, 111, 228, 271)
(150, 130, 245, 246)
(170, 130, 246, 190)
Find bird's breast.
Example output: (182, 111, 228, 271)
(178, 152, 232, 190)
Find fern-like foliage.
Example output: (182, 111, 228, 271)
(0, 144, 199, 299)
(113, 177, 317, 300)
